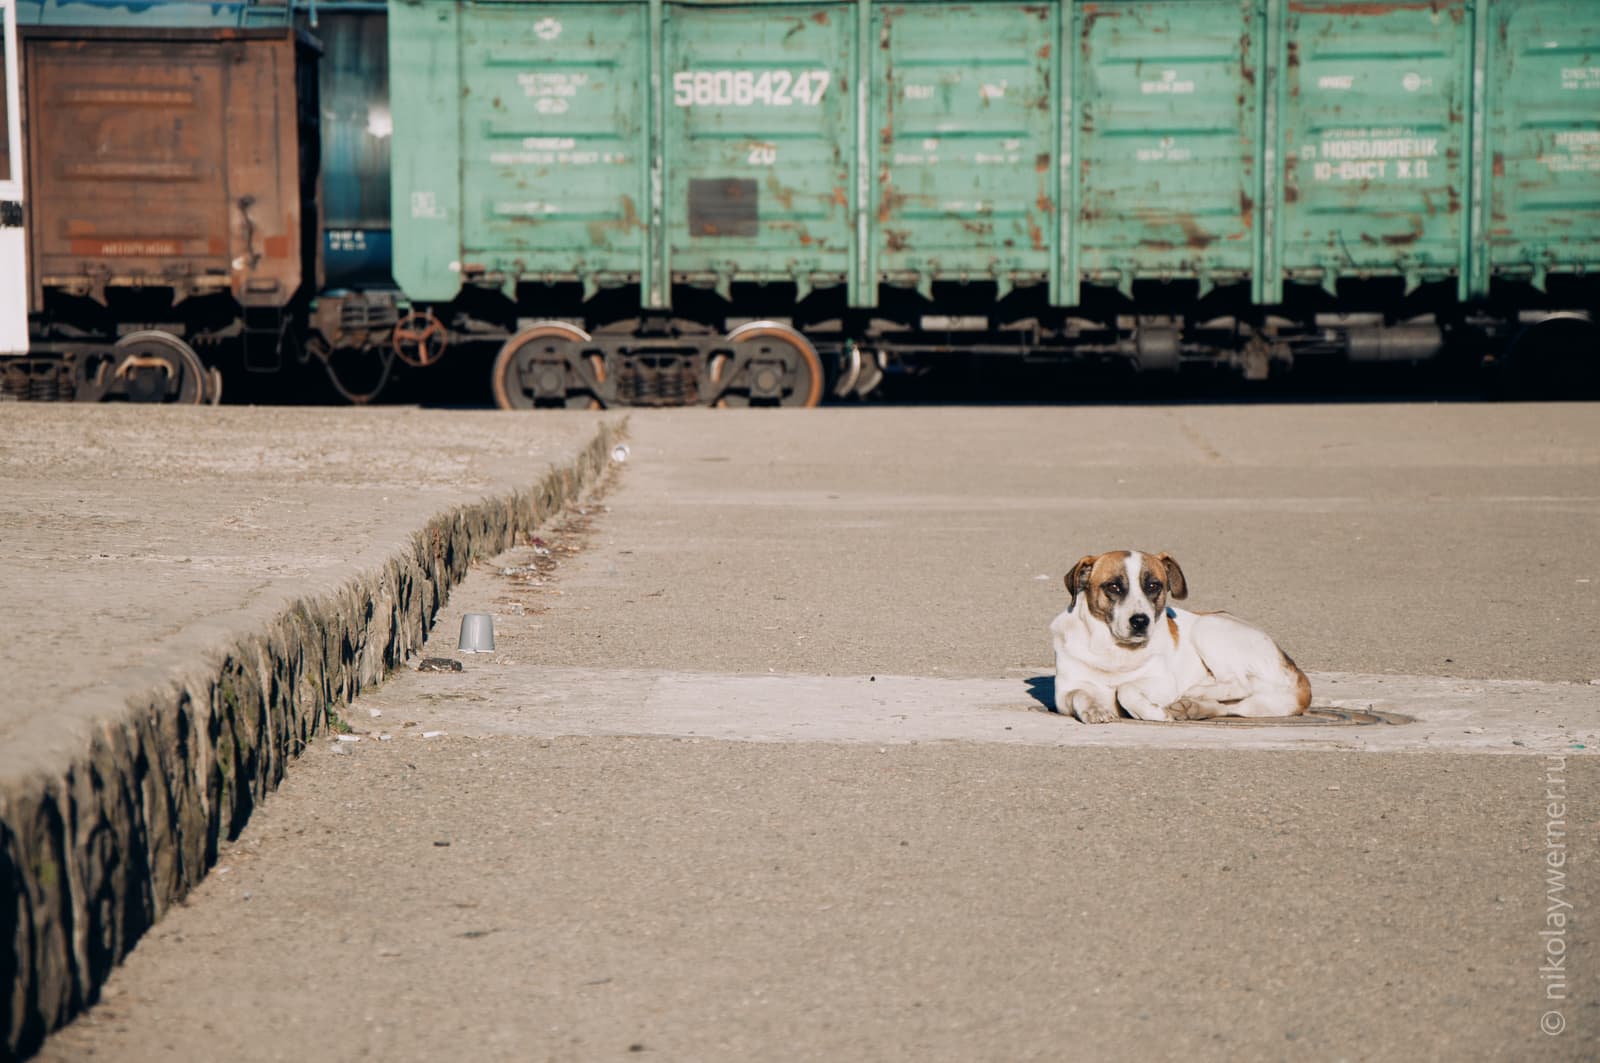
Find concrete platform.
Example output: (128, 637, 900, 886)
(350, 663, 1600, 755)
(20, 402, 1600, 1062)
(0, 405, 623, 1057)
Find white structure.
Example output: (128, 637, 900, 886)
(0, 0, 24, 355)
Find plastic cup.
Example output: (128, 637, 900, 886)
(458, 613, 496, 653)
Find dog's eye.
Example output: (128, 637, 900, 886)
(1146, 582, 1163, 596)
(1104, 583, 1123, 596)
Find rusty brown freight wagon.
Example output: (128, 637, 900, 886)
(5, 25, 321, 402)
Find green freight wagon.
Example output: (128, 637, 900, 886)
(355, 0, 1599, 407)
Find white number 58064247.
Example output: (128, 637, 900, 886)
(672, 69, 832, 107)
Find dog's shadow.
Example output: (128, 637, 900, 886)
(1024, 675, 1058, 713)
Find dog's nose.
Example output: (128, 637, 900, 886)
(1129, 613, 1150, 633)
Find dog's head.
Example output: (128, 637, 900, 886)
(1065, 550, 1188, 648)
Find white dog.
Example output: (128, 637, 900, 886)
(1050, 550, 1311, 723)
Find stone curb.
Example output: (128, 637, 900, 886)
(0, 418, 625, 1060)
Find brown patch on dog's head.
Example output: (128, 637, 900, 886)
(1128, 552, 1179, 620)
(1065, 555, 1100, 601)
(1064, 551, 1134, 629)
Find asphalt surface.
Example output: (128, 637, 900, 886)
(33, 404, 1600, 1061)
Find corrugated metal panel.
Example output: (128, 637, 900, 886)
(459, 4, 646, 264)
(668, 2, 851, 293)
(1075, 0, 1259, 296)
(22, 26, 311, 309)
(874, 3, 1052, 295)
(1276, 0, 1469, 295)
(1484, 0, 1600, 289)
(390, 0, 652, 299)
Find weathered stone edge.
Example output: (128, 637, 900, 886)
(0, 418, 624, 1059)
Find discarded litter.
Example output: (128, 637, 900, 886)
(458, 613, 495, 653)
(421, 731, 447, 739)
(419, 657, 464, 673)
(611, 443, 631, 463)
(334, 734, 362, 743)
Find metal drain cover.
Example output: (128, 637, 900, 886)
(1191, 706, 1412, 728)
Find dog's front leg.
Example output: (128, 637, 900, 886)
(1062, 687, 1120, 724)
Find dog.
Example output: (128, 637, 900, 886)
(1049, 550, 1311, 723)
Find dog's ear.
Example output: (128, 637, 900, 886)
(1065, 555, 1098, 600)
(1158, 553, 1188, 600)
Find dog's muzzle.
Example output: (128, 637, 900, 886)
(1113, 612, 1152, 647)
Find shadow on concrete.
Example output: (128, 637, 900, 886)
(1025, 676, 1057, 714)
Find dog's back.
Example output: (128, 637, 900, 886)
(1173, 609, 1311, 719)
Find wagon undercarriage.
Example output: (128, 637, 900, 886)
(299, 286, 1595, 409)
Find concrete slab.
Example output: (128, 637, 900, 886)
(0, 406, 615, 777)
(353, 662, 1600, 755)
(0, 405, 624, 1056)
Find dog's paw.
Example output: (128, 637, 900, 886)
(1062, 688, 1121, 724)
(1072, 701, 1122, 724)
(1168, 697, 1217, 722)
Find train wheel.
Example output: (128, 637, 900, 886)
(204, 367, 225, 406)
(708, 322, 824, 408)
(1498, 313, 1600, 399)
(109, 331, 207, 405)
(492, 322, 606, 410)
